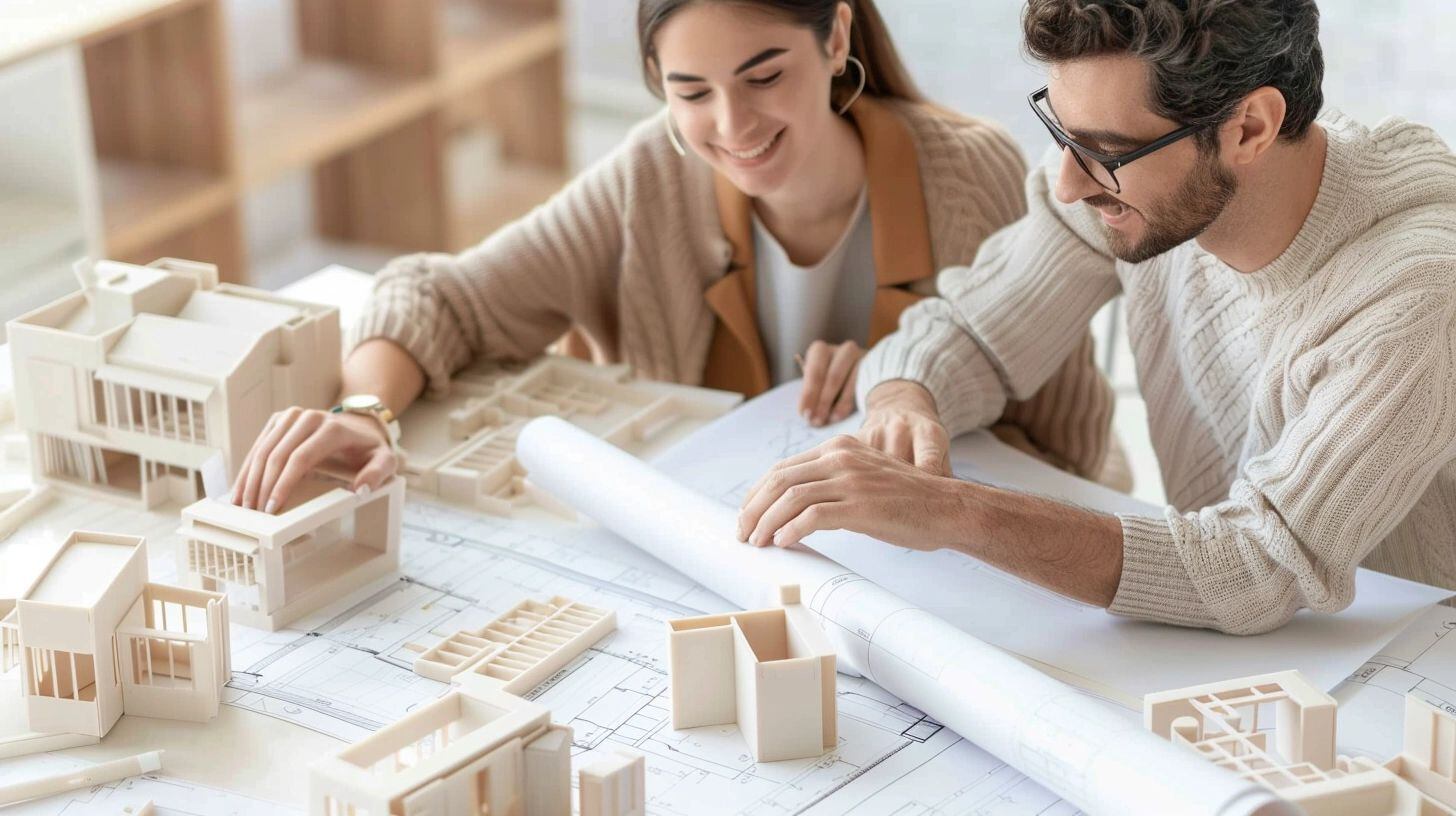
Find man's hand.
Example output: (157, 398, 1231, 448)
(736, 434, 975, 551)
(857, 380, 951, 475)
(231, 407, 398, 514)
(797, 340, 865, 426)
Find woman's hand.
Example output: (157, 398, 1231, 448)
(230, 407, 398, 514)
(856, 380, 951, 475)
(797, 339, 865, 426)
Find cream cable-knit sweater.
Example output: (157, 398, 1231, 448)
(860, 112, 1456, 634)
(352, 101, 1117, 480)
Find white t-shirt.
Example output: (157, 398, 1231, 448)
(753, 188, 876, 385)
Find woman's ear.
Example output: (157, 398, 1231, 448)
(827, 1, 853, 65)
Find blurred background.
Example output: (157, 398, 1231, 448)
(2, 0, 1453, 502)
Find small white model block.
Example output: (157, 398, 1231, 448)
(667, 585, 837, 763)
(1147, 670, 1456, 815)
(0, 530, 230, 754)
(309, 675, 573, 816)
(6, 257, 340, 509)
(178, 473, 404, 632)
(578, 749, 646, 816)
(13, 531, 147, 738)
(413, 596, 616, 691)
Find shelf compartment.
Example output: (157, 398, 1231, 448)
(440, 0, 563, 95)
(111, 203, 245, 282)
(236, 60, 437, 189)
(99, 160, 233, 258)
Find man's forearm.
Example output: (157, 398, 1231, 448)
(953, 483, 1124, 607)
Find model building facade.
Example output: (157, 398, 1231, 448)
(0, 531, 229, 756)
(6, 257, 340, 508)
(310, 677, 573, 816)
(179, 473, 404, 631)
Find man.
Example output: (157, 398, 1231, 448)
(736, 0, 1456, 634)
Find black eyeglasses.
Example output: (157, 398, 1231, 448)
(1028, 86, 1203, 193)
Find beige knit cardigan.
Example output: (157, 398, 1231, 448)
(353, 96, 1116, 479)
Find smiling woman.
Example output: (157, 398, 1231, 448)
(229, 0, 1125, 515)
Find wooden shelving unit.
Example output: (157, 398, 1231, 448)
(1, 0, 570, 298)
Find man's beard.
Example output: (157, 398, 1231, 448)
(1091, 152, 1238, 264)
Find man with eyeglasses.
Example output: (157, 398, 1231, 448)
(737, 0, 1456, 634)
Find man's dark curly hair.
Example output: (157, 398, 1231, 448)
(1023, 0, 1324, 149)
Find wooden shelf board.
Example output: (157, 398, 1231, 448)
(440, 3, 563, 94)
(236, 60, 436, 190)
(447, 162, 566, 252)
(99, 159, 232, 258)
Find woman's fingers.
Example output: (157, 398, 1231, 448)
(811, 342, 862, 425)
(239, 410, 300, 510)
(254, 410, 327, 512)
(829, 361, 859, 424)
(797, 341, 834, 420)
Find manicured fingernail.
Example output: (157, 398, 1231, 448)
(264, 499, 277, 515)
(356, 484, 372, 497)
(773, 530, 784, 547)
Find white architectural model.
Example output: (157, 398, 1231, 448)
(178, 473, 404, 631)
(0, 531, 229, 758)
(397, 356, 740, 517)
(310, 674, 574, 816)
(1147, 670, 1456, 814)
(317, 592, 622, 815)
(412, 595, 616, 688)
(666, 585, 837, 763)
(579, 749, 646, 816)
(6, 258, 340, 509)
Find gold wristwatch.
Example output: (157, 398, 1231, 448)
(331, 394, 402, 451)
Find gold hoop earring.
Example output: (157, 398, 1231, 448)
(664, 108, 687, 157)
(835, 55, 867, 116)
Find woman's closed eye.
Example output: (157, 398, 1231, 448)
(677, 88, 710, 102)
(747, 70, 782, 87)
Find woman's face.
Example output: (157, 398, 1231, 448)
(654, 3, 848, 198)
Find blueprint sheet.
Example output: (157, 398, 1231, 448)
(220, 497, 1089, 815)
(652, 383, 1449, 705)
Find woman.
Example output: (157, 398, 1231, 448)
(232, 0, 1116, 513)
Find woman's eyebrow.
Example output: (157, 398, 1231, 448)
(665, 48, 789, 83)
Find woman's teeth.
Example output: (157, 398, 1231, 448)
(727, 133, 778, 159)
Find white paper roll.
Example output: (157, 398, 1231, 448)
(517, 417, 1293, 816)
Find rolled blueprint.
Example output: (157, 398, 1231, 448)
(517, 417, 1292, 816)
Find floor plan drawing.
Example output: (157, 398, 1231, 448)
(1333, 604, 1456, 763)
(217, 497, 1095, 815)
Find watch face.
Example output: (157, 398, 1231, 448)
(342, 394, 382, 411)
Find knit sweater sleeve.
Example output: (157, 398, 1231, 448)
(857, 147, 1122, 436)
(1112, 255, 1456, 635)
(349, 122, 654, 398)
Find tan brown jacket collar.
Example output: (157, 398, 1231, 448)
(702, 95, 934, 396)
